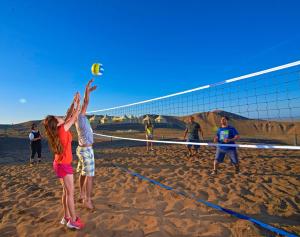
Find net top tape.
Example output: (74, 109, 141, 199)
(94, 133, 300, 150)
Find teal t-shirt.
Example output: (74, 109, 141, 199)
(216, 126, 238, 150)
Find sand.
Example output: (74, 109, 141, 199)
(0, 140, 300, 237)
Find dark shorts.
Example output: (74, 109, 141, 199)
(53, 161, 73, 179)
(215, 148, 238, 164)
(186, 138, 200, 150)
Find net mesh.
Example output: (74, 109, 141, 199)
(88, 61, 300, 148)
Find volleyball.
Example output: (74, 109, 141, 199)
(91, 63, 104, 76)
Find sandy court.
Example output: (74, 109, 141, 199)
(0, 144, 299, 236)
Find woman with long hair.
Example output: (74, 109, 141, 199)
(44, 92, 84, 230)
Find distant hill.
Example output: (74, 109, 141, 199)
(1, 111, 299, 145)
(180, 110, 299, 135)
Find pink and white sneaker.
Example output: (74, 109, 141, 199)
(60, 216, 70, 225)
(67, 217, 84, 230)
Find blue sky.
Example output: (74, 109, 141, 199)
(0, 0, 299, 124)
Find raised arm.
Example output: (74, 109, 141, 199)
(65, 93, 77, 122)
(64, 92, 81, 131)
(81, 79, 97, 115)
(183, 128, 188, 139)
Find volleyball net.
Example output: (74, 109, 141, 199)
(88, 61, 300, 150)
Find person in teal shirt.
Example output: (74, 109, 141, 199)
(212, 116, 240, 175)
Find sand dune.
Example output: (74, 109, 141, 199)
(0, 143, 299, 236)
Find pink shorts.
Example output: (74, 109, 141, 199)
(53, 161, 73, 178)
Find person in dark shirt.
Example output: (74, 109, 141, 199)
(29, 123, 42, 164)
(212, 116, 240, 175)
(183, 116, 204, 157)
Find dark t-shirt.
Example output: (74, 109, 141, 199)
(30, 130, 41, 146)
(186, 122, 201, 139)
(216, 126, 239, 150)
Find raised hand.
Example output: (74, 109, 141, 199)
(86, 79, 97, 93)
(89, 85, 97, 92)
(74, 92, 80, 106)
(87, 78, 94, 87)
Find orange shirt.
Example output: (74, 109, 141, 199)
(54, 125, 73, 164)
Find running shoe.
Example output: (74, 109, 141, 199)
(67, 217, 84, 230)
(60, 216, 70, 225)
(211, 170, 218, 175)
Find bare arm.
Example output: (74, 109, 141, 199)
(183, 128, 188, 139)
(223, 135, 240, 143)
(65, 92, 80, 122)
(65, 101, 75, 123)
(81, 79, 97, 115)
(64, 93, 81, 131)
(229, 135, 240, 142)
(199, 127, 204, 140)
(213, 135, 218, 143)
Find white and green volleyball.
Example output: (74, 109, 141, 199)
(91, 63, 104, 76)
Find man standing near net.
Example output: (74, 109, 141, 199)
(183, 116, 204, 157)
(212, 116, 240, 175)
(75, 79, 97, 209)
(145, 119, 154, 152)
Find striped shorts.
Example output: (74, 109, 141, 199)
(76, 146, 95, 177)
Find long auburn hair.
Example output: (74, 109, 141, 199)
(43, 115, 63, 154)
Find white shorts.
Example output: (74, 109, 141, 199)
(146, 134, 153, 140)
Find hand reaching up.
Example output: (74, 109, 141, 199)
(86, 79, 97, 93)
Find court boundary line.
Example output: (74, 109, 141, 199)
(113, 163, 298, 237)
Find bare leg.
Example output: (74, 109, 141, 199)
(234, 164, 240, 173)
(63, 174, 77, 221)
(84, 176, 94, 209)
(214, 160, 218, 170)
(60, 179, 71, 218)
(79, 174, 86, 203)
(193, 148, 198, 156)
(187, 147, 192, 156)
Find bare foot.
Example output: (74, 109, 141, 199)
(79, 194, 86, 204)
(84, 200, 94, 210)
